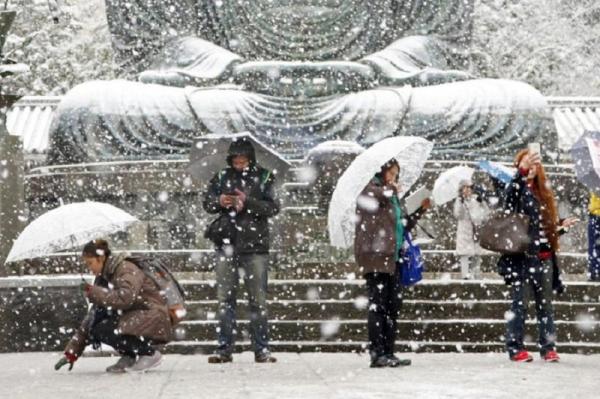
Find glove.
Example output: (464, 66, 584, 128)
(80, 282, 92, 295)
(54, 352, 77, 371)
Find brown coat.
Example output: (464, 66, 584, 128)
(65, 254, 172, 357)
(354, 180, 425, 276)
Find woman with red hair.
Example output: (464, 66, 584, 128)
(499, 149, 577, 363)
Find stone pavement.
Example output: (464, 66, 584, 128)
(2, 352, 599, 399)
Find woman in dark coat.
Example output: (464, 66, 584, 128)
(54, 240, 172, 373)
(499, 150, 577, 362)
(354, 159, 429, 367)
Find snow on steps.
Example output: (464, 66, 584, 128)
(2, 276, 600, 353)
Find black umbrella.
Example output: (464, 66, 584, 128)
(570, 130, 600, 194)
(188, 132, 292, 185)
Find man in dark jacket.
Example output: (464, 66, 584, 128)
(202, 138, 280, 363)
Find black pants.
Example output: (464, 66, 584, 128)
(365, 271, 403, 358)
(90, 315, 155, 358)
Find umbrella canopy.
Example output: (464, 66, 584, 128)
(477, 160, 515, 185)
(327, 136, 433, 248)
(432, 166, 475, 206)
(570, 131, 600, 194)
(5, 202, 138, 263)
(188, 132, 292, 185)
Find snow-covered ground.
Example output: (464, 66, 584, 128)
(2, 352, 598, 399)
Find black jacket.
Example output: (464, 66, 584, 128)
(497, 172, 564, 293)
(203, 165, 280, 254)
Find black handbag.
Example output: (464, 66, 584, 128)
(478, 211, 530, 254)
(204, 214, 236, 246)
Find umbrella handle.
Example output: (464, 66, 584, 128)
(416, 222, 435, 239)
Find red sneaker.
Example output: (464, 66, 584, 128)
(511, 351, 533, 362)
(543, 351, 560, 363)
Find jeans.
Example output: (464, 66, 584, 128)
(215, 252, 270, 355)
(588, 215, 600, 280)
(365, 271, 403, 359)
(89, 315, 155, 358)
(506, 258, 556, 357)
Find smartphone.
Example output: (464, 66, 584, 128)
(528, 142, 541, 156)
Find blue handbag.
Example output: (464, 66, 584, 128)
(399, 232, 424, 286)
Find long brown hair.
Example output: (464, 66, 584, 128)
(514, 149, 559, 251)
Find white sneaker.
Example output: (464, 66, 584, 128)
(128, 350, 162, 372)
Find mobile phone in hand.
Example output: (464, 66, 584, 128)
(528, 142, 541, 156)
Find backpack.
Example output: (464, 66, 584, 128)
(125, 256, 187, 325)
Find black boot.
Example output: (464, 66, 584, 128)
(370, 355, 392, 368)
(208, 352, 233, 364)
(255, 351, 277, 363)
(386, 354, 412, 367)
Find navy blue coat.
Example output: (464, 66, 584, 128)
(496, 172, 544, 283)
(496, 172, 564, 293)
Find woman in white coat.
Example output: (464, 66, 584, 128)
(453, 180, 489, 279)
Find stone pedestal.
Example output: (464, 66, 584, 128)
(0, 132, 24, 272)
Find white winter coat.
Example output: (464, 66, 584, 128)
(453, 197, 489, 256)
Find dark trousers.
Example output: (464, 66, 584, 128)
(506, 259, 556, 357)
(365, 271, 402, 358)
(215, 252, 270, 355)
(90, 315, 155, 358)
(588, 214, 600, 280)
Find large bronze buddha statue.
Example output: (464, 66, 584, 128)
(47, 0, 554, 164)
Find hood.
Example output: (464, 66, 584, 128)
(101, 252, 130, 279)
(226, 138, 256, 167)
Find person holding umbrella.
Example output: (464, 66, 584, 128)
(354, 158, 430, 368)
(588, 192, 600, 281)
(570, 131, 600, 280)
(54, 240, 172, 373)
(202, 137, 280, 364)
(453, 180, 489, 279)
(500, 149, 577, 363)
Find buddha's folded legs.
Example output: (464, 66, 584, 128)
(47, 78, 554, 164)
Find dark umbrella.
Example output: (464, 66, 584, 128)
(188, 132, 292, 185)
(570, 130, 600, 194)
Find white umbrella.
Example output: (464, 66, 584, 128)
(432, 166, 475, 206)
(327, 136, 433, 248)
(5, 201, 138, 263)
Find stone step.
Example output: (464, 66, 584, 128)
(2, 276, 600, 353)
(185, 299, 600, 321)
(180, 279, 600, 303)
(22, 160, 589, 259)
(176, 319, 600, 344)
(9, 250, 590, 276)
(163, 340, 600, 355)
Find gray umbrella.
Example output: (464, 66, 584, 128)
(570, 130, 600, 193)
(188, 132, 292, 185)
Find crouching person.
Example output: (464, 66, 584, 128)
(54, 240, 172, 373)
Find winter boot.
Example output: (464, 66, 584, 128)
(208, 352, 233, 364)
(255, 352, 277, 363)
(106, 355, 136, 373)
(370, 355, 393, 368)
(128, 350, 162, 372)
(386, 354, 412, 367)
(510, 351, 533, 362)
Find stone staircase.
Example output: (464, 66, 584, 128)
(1, 159, 598, 354)
(162, 275, 600, 355)
(3, 269, 599, 354)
